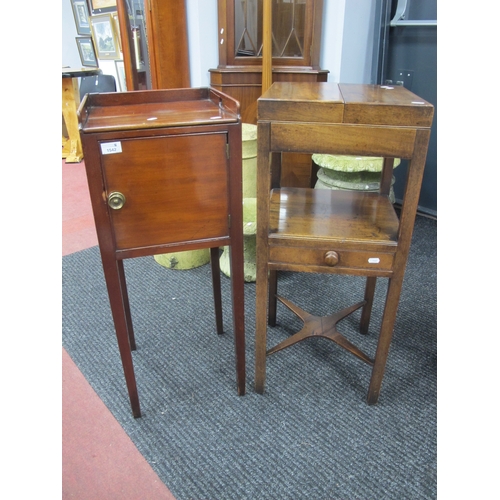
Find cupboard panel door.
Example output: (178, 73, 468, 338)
(101, 133, 230, 250)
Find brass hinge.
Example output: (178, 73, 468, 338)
(228, 214, 231, 228)
(226, 143, 230, 159)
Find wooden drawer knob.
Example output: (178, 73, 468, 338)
(324, 250, 339, 266)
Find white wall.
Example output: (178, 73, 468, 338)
(62, 0, 376, 87)
(186, 0, 219, 87)
(320, 0, 346, 82)
(62, 0, 84, 68)
(339, 0, 377, 83)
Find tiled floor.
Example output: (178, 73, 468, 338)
(62, 159, 176, 499)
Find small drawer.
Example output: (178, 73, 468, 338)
(269, 245, 394, 272)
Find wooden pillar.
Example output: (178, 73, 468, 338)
(145, 0, 190, 89)
(262, 0, 272, 94)
(116, 0, 190, 91)
(116, 0, 139, 91)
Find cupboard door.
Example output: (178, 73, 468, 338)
(218, 0, 323, 68)
(101, 132, 229, 250)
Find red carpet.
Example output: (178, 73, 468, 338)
(62, 159, 176, 499)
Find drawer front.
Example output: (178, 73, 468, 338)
(100, 132, 229, 250)
(269, 245, 394, 273)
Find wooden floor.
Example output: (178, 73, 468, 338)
(62, 159, 176, 499)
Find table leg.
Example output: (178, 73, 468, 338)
(366, 275, 403, 405)
(360, 277, 377, 334)
(62, 77, 84, 163)
(224, 124, 246, 395)
(255, 122, 272, 394)
(230, 238, 246, 396)
(210, 247, 224, 335)
(117, 259, 136, 351)
(268, 270, 278, 327)
(254, 255, 269, 394)
(101, 253, 141, 417)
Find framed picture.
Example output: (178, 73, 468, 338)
(115, 60, 126, 91)
(90, 13, 120, 60)
(76, 36, 98, 67)
(111, 12, 122, 52)
(71, 0, 91, 35)
(89, 0, 116, 14)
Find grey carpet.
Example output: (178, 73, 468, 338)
(62, 215, 436, 500)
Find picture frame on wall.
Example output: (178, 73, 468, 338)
(90, 13, 120, 60)
(89, 0, 116, 14)
(111, 12, 122, 52)
(71, 0, 91, 35)
(76, 36, 98, 67)
(115, 60, 126, 91)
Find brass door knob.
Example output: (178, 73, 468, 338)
(107, 191, 126, 210)
(324, 250, 339, 266)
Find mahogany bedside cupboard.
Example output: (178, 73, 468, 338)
(255, 82, 434, 404)
(78, 87, 245, 418)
